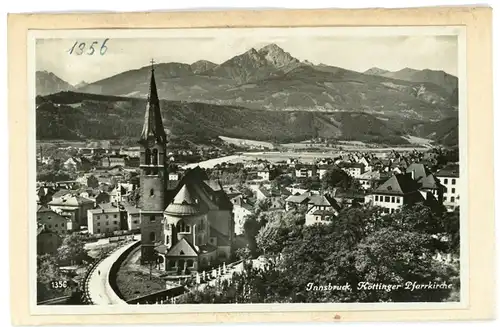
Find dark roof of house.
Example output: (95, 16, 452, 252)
(406, 163, 430, 182)
(48, 194, 95, 206)
(420, 174, 442, 190)
(373, 173, 420, 195)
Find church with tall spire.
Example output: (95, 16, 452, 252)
(138, 61, 234, 272)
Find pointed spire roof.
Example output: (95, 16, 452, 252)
(139, 60, 167, 145)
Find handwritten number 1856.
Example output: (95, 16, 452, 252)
(68, 38, 109, 55)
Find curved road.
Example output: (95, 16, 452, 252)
(87, 240, 140, 305)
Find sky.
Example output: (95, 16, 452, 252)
(35, 28, 459, 85)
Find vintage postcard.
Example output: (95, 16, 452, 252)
(8, 7, 494, 325)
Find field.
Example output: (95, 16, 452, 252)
(219, 136, 275, 149)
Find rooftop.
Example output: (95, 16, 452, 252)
(373, 173, 420, 195)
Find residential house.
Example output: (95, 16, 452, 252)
(87, 204, 123, 235)
(358, 156, 372, 172)
(406, 163, 431, 183)
(332, 189, 366, 208)
(257, 167, 271, 181)
(342, 162, 365, 178)
(121, 203, 141, 231)
(436, 165, 460, 211)
(231, 194, 255, 235)
(54, 180, 79, 190)
(120, 147, 141, 158)
(285, 191, 341, 225)
(37, 224, 62, 255)
(287, 158, 299, 167)
(63, 157, 92, 172)
(100, 155, 126, 168)
(37, 205, 73, 233)
(418, 174, 445, 203)
(368, 173, 423, 214)
(356, 171, 389, 190)
(48, 194, 95, 228)
(317, 164, 335, 179)
(294, 164, 317, 178)
(255, 186, 290, 210)
(305, 194, 342, 226)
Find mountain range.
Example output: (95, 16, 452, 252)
(36, 71, 75, 96)
(35, 91, 458, 147)
(35, 43, 459, 146)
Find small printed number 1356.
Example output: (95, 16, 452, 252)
(68, 38, 109, 56)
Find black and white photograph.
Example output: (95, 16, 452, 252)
(31, 26, 465, 309)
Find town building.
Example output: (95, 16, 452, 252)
(136, 64, 234, 271)
(37, 205, 73, 234)
(122, 203, 141, 231)
(87, 204, 123, 235)
(356, 171, 388, 190)
(230, 194, 254, 235)
(436, 165, 460, 211)
(284, 191, 341, 225)
(100, 155, 127, 168)
(342, 162, 365, 178)
(257, 167, 271, 181)
(48, 194, 95, 228)
(255, 186, 290, 210)
(368, 173, 423, 214)
(317, 164, 335, 179)
(294, 164, 317, 178)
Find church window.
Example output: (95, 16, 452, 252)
(150, 189, 154, 197)
(150, 216, 156, 222)
(166, 235, 170, 244)
(152, 149, 158, 165)
(145, 149, 151, 165)
(187, 259, 194, 268)
(150, 232, 156, 242)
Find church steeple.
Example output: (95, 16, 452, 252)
(139, 59, 167, 146)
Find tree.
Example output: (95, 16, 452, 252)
(243, 214, 261, 257)
(37, 254, 71, 302)
(271, 174, 294, 188)
(256, 209, 304, 255)
(352, 227, 453, 302)
(321, 167, 352, 190)
(87, 175, 99, 188)
(57, 234, 89, 266)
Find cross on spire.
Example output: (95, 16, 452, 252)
(150, 58, 155, 70)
